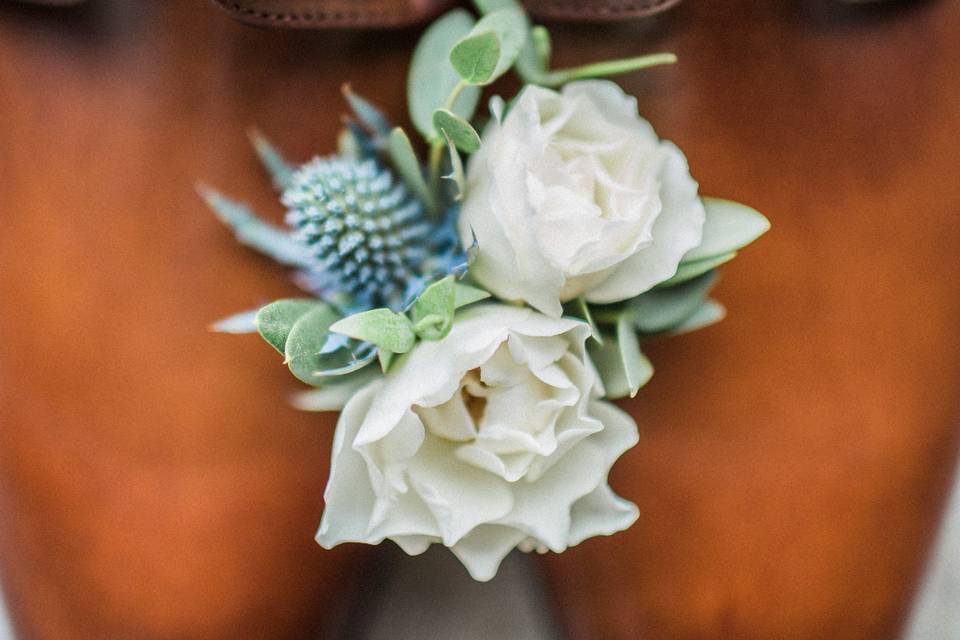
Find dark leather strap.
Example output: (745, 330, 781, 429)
(208, 0, 681, 29)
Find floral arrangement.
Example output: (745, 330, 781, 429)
(203, 0, 768, 582)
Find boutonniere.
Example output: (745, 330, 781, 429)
(203, 0, 768, 581)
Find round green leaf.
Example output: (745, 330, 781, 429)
(433, 109, 481, 153)
(450, 31, 501, 85)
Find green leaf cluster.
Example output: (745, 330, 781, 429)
(329, 277, 490, 372)
(255, 299, 377, 387)
(578, 197, 769, 399)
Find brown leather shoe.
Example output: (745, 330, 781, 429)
(208, 0, 681, 29)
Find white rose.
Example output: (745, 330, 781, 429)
(316, 304, 639, 581)
(459, 79, 705, 317)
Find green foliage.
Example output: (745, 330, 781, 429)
(630, 271, 717, 334)
(453, 282, 491, 308)
(588, 314, 654, 399)
(408, 9, 482, 141)
(412, 276, 457, 340)
(669, 299, 726, 335)
(452, 6, 528, 86)
(684, 197, 770, 262)
(256, 299, 319, 353)
(328, 279, 491, 371)
(254, 299, 377, 386)
(388, 127, 437, 212)
(658, 253, 735, 289)
(330, 309, 417, 354)
(433, 109, 482, 153)
(441, 130, 467, 200)
(450, 31, 500, 85)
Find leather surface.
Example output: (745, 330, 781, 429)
(208, 0, 681, 29)
(0, 1, 958, 639)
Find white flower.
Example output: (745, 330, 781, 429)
(458, 79, 705, 317)
(316, 304, 639, 581)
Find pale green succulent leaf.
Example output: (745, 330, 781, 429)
(255, 299, 322, 354)
(433, 109, 481, 153)
(616, 312, 653, 397)
(412, 276, 456, 340)
(441, 129, 467, 200)
(378, 348, 395, 373)
(330, 308, 417, 354)
(684, 197, 770, 262)
(388, 127, 437, 211)
(658, 252, 736, 289)
(516, 25, 552, 81)
(456, 7, 528, 85)
(631, 271, 717, 334)
(668, 299, 727, 335)
(473, 0, 521, 12)
(453, 282, 491, 308)
(283, 304, 375, 386)
(589, 316, 654, 400)
(450, 31, 501, 85)
(408, 9, 482, 140)
(290, 367, 380, 412)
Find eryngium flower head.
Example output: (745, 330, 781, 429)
(282, 156, 436, 310)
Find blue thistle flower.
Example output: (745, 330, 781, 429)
(282, 155, 457, 311)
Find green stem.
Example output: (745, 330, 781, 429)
(537, 52, 677, 87)
(428, 139, 446, 205)
(443, 79, 468, 112)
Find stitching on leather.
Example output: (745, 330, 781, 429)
(212, 0, 417, 24)
(533, 0, 678, 16)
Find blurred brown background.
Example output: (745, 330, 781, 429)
(1, 0, 959, 638)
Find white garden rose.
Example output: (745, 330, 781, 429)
(459, 79, 706, 317)
(316, 304, 639, 581)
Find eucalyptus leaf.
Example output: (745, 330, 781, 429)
(330, 308, 417, 354)
(473, 0, 520, 12)
(255, 299, 321, 354)
(684, 197, 770, 262)
(248, 129, 295, 192)
(617, 312, 653, 397)
(408, 9, 481, 140)
(433, 109, 481, 153)
(283, 304, 357, 385)
(631, 271, 717, 334)
(378, 348, 395, 372)
(516, 25, 551, 80)
(441, 129, 466, 200)
(388, 127, 436, 211)
(450, 31, 500, 85)
(588, 318, 654, 400)
(668, 299, 726, 335)
(291, 367, 380, 412)
(454, 282, 491, 308)
(657, 252, 736, 289)
(454, 7, 528, 85)
(571, 297, 602, 344)
(412, 276, 456, 340)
